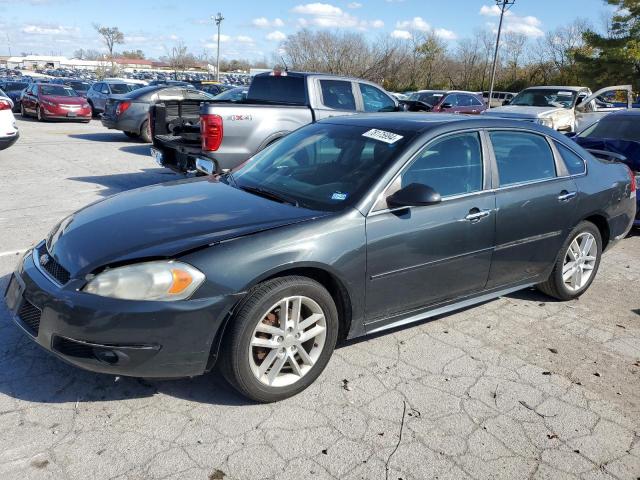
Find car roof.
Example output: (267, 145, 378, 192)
(522, 86, 587, 92)
(603, 109, 640, 118)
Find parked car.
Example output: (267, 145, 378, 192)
(0, 89, 19, 150)
(404, 90, 486, 114)
(20, 83, 91, 122)
(482, 90, 516, 108)
(483, 85, 633, 132)
(50, 78, 92, 98)
(569, 110, 640, 227)
(148, 80, 194, 88)
(102, 86, 214, 142)
(4, 115, 635, 402)
(0, 80, 29, 112)
(86, 81, 139, 116)
(209, 86, 248, 103)
(196, 81, 231, 96)
(150, 70, 401, 174)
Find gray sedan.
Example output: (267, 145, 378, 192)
(4, 115, 636, 403)
(101, 86, 214, 142)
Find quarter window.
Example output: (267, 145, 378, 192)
(359, 83, 396, 112)
(490, 131, 556, 186)
(319, 80, 356, 111)
(556, 143, 586, 175)
(400, 132, 483, 198)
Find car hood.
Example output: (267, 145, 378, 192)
(46, 177, 329, 277)
(43, 95, 85, 105)
(483, 106, 565, 119)
(574, 137, 640, 172)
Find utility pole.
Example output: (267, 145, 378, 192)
(213, 12, 224, 82)
(487, 0, 515, 109)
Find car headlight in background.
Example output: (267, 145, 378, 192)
(536, 117, 554, 128)
(83, 261, 205, 301)
(82, 103, 90, 109)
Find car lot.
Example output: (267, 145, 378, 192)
(0, 118, 639, 480)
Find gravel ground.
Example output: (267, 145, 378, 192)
(0, 118, 639, 480)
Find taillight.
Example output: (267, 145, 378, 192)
(201, 114, 223, 152)
(0, 99, 10, 111)
(116, 100, 131, 116)
(629, 167, 637, 195)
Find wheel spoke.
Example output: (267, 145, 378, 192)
(257, 348, 279, 377)
(251, 337, 280, 349)
(290, 297, 302, 330)
(267, 354, 288, 385)
(298, 324, 326, 343)
(563, 267, 575, 282)
(581, 236, 594, 256)
(584, 255, 596, 262)
(296, 344, 315, 366)
(563, 261, 575, 274)
(255, 323, 285, 336)
(278, 299, 288, 330)
(582, 263, 594, 272)
(298, 313, 324, 331)
(574, 267, 583, 288)
(288, 352, 303, 376)
(567, 240, 580, 261)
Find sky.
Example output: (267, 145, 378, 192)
(0, 0, 614, 62)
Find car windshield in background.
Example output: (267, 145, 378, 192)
(408, 92, 445, 105)
(40, 85, 77, 96)
(110, 83, 138, 94)
(510, 89, 577, 109)
(579, 116, 640, 142)
(67, 81, 90, 92)
(213, 87, 247, 102)
(230, 122, 415, 212)
(4, 82, 28, 91)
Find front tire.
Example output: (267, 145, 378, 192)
(139, 120, 151, 143)
(538, 221, 602, 300)
(37, 106, 45, 122)
(124, 131, 140, 139)
(221, 276, 339, 403)
(20, 103, 26, 117)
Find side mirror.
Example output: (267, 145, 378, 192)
(387, 183, 442, 208)
(440, 102, 453, 109)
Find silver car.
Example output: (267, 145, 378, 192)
(86, 81, 139, 116)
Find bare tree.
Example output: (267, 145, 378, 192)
(93, 24, 124, 67)
(502, 32, 528, 85)
(163, 41, 198, 78)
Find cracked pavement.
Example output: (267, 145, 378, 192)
(1, 119, 639, 480)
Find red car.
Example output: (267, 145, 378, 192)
(406, 90, 486, 114)
(20, 83, 91, 122)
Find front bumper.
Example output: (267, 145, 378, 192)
(4, 245, 235, 378)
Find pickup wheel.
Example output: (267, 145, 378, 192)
(220, 276, 339, 403)
(140, 120, 151, 143)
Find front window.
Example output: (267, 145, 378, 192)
(230, 123, 416, 211)
(510, 88, 577, 109)
(39, 85, 77, 97)
(359, 84, 395, 112)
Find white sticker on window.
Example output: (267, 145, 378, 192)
(331, 192, 348, 201)
(362, 129, 404, 144)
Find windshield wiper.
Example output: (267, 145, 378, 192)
(238, 185, 300, 207)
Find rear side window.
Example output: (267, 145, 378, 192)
(443, 94, 458, 106)
(556, 143, 586, 175)
(401, 132, 483, 197)
(319, 80, 356, 111)
(490, 131, 556, 186)
(359, 83, 395, 112)
(247, 75, 306, 105)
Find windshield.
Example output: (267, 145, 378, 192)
(4, 82, 27, 91)
(213, 87, 247, 102)
(408, 91, 445, 105)
(40, 85, 77, 97)
(230, 122, 416, 211)
(579, 115, 640, 142)
(110, 83, 137, 94)
(67, 81, 90, 92)
(510, 88, 577, 109)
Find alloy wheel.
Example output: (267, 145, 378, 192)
(249, 295, 327, 387)
(562, 232, 598, 292)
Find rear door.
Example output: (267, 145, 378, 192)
(314, 78, 358, 120)
(486, 129, 579, 289)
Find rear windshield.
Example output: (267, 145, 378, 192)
(247, 75, 306, 105)
(110, 83, 138, 94)
(579, 115, 640, 142)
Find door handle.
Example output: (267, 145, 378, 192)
(465, 208, 491, 222)
(558, 191, 577, 202)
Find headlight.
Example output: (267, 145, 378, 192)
(537, 117, 553, 128)
(41, 99, 56, 107)
(83, 261, 205, 301)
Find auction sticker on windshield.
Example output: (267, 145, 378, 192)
(362, 129, 404, 144)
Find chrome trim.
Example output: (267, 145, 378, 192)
(32, 242, 63, 287)
(558, 191, 578, 202)
(366, 283, 535, 334)
(494, 231, 562, 251)
(195, 157, 215, 175)
(465, 209, 492, 221)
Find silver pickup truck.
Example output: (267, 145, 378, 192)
(150, 71, 400, 174)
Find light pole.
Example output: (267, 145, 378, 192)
(487, 0, 515, 109)
(213, 12, 224, 82)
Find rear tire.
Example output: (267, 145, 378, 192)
(124, 131, 140, 139)
(537, 221, 602, 300)
(88, 101, 97, 118)
(37, 106, 44, 122)
(220, 276, 339, 403)
(139, 120, 151, 143)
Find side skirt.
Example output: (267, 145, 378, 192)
(364, 282, 536, 335)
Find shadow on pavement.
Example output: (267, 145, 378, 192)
(0, 273, 251, 407)
(119, 144, 152, 156)
(68, 132, 130, 142)
(69, 169, 181, 197)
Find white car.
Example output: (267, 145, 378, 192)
(0, 89, 19, 151)
(483, 85, 633, 132)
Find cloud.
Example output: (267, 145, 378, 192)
(479, 4, 543, 37)
(293, 2, 382, 30)
(252, 17, 285, 28)
(391, 30, 412, 40)
(347, 1, 362, 8)
(236, 35, 254, 43)
(396, 17, 430, 32)
(266, 30, 287, 41)
(434, 28, 457, 40)
(211, 33, 231, 43)
(21, 24, 78, 36)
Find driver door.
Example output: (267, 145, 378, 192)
(575, 85, 633, 131)
(364, 131, 496, 329)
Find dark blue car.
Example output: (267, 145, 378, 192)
(571, 110, 640, 226)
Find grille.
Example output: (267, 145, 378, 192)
(17, 299, 42, 336)
(52, 336, 95, 359)
(36, 244, 70, 285)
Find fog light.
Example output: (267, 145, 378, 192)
(94, 349, 119, 365)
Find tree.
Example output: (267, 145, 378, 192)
(119, 49, 145, 59)
(163, 41, 198, 78)
(74, 48, 104, 61)
(577, 0, 640, 89)
(93, 24, 124, 66)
